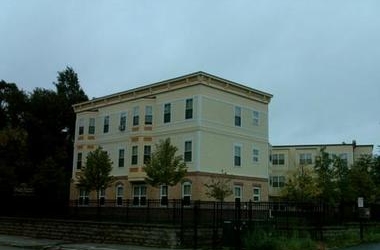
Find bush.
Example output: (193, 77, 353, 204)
(243, 229, 316, 250)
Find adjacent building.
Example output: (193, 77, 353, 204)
(268, 141, 373, 200)
(70, 72, 273, 205)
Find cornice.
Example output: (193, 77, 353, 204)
(73, 71, 273, 113)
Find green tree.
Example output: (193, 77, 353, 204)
(281, 165, 320, 202)
(76, 147, 114, 205)
(204, 170, 233, 202)
(347, 155, 376, 203)
(144, 138, 187, 188)
(314, 148, 338, 205)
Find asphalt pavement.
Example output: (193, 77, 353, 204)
(0, 234, 176, 250)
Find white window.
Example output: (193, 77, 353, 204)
(253, 110, 259, 126)
(103, 115, 109, 133)
(234, 145, 241, 167)
(182, 182, 192, 205)
(299, 153, 312, 165)
(145, 106, 153, 125)
(253, 148, 259, 163)
(234, 106, 241, 127)
(119, 112, 127, 131)
(253, 187, 261, 202)
(144, 145, 151, 164)
(270, 176, 286, 188)
(164, 103, 171, 123)
(133, 185, 147, 206)
(79, 189, 89, 206)
(234, 185, 242, 202)
(76, 152, 82, 170)
(272, 154, 285, 165)
(118, 148, 125, 167)
(131, 146, 138, 165)
(133, 106, 139, 126)
(78, 118, 84, 135)
(160, 185, 168, 206)
(185, 98, 193, 119)
(88, 118, 95, 134)
(184, 140, 192, 162)
(99, 189, 105, 206)
(116, 185, 124, 206)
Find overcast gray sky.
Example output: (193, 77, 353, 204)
(1, 0, 379, 153)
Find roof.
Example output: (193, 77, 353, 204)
(73, 71, 273, 113)
(272, 143, 373, 149)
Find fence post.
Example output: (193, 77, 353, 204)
(193, 201, 199, 249)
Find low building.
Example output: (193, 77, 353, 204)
(269, 141, 373, 200)
(70, 71, 273, 205)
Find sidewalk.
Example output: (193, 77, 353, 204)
(0, 234, 177, 250)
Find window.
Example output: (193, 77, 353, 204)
(119, 112, 127, 131)
(78, 119, 84, 135)
(118, 149, 125, 167)
(133, 185, 147, 206)
(253, 110, 259, 126)
(182, 182, 192, 205)
(234, 106, 241, 127)
(253, 148, 259, 163)
(88, 118, 95, 134)
(270, 176, 286, 188)
(103, 116, 109, 133)
(234, 185, 242, 203)
(164, 103, 171, 123)
(144, 145, 151, 164)
(185, 98, 193, 119)
(184, 141, 192, 162)
(272, 154, 285, 165)
(145, 106, 153, 125)
(339, 153, 348, 165)
(99, 189, 105, 206)
(160, 185, 168, 206)
(76, 153, 82, 170)
(253, 187, 261, 202)
(299, 153, 312, 165)
(131, 146, 138, 165)
(133, 106, 139, 126)
(116, 185, 124, 206)
(79, 189, 89, 206)
(234, 145, 241, 167)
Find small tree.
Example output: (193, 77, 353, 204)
(204, 171, 233, 202)
(144, 138, 187, 191)
(76, 147, 114, 206)
(281, 165, 320, 202)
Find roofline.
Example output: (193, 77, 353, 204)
(73, 71, 273, 112)
(272, 143, 373, 148)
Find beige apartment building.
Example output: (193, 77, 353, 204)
(70, 72, 273, 205)
(268, 142, 373, 200)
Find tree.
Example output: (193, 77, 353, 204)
(204, 171, 233, 202)
(281, 165, 320, 202)
(144, 138, 187, 188)
(76, 147, 114, 205)
(314, 148, 338, 205)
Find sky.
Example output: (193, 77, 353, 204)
(1, 0, 379, 153)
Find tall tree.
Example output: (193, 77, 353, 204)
(204, 171, 233, 202)
(144, 138, 187, 188)
(76, 147, 114, 205)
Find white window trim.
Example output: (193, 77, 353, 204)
(233, 143, 242, 167)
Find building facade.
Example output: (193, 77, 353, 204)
(70, 72, 273, 205)
(268, 142, 373, 200)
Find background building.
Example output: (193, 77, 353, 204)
(70, 72, 273, 205)
(269, 141, 373, 200)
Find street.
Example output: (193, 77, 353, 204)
(342, 243, 380, 250)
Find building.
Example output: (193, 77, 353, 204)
(70, 72, 273, 205)
(268, 141, 373, 200)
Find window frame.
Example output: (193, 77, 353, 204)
(184, 140, 192, 162)
(76, 152, 82, 170)
(144, 145, 151, 164)
(103, 115, 109, 133)
(253, 187, 261, 202)
(252, 148, 259, 164)
(234, 185, 242, 203)
(116, 185, 124, 206)
(299, 153, 313, 165)
(145, 106, 153, 125)
(88, 118, 95, 134)
(119, 112, 127, 131)
(133, 106, 139, 126)
(118, 148, 125, 167)
(253, 110, 259, 126)
(131, 145, 138, 165)
(182, 182, 192, 205)
(78, 118, 84, 135)
(234, 106, 242, 127)
(234, 144, 242, 167)
(185, 98, 193, 119)
(164, 103, 171, 123)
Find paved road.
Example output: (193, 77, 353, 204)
(341, 243, 380, 250)
(0, 247, 29, 250)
